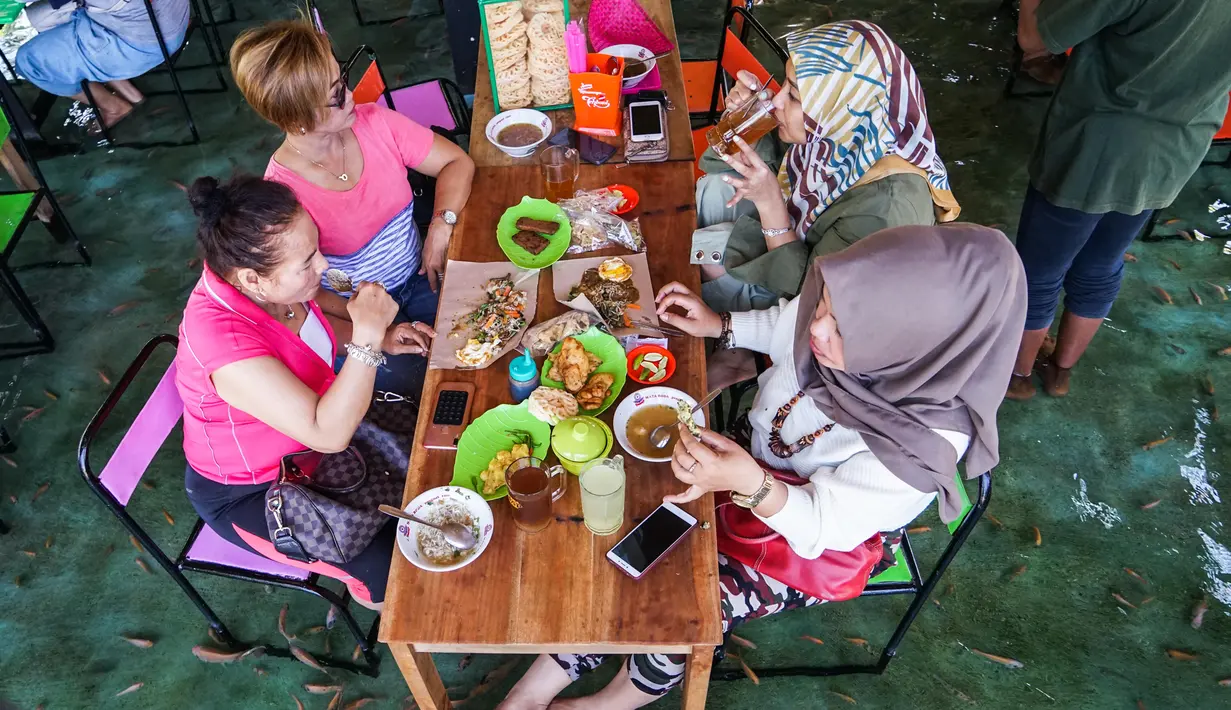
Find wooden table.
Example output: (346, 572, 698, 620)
(469, 0, 696, 167)
(380, 162, 721, 709)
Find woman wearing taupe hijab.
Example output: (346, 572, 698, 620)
(499, 224, 1026, 709)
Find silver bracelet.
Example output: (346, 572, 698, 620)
(344, 342, 387, 368)
(761, 226, 792, 239)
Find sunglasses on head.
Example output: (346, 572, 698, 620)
(328, 48, 364, 109)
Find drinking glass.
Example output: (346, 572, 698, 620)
(506, 456, 567, 533)
(579, 455, 625, 536)
(540, 145, 579, 202)
(705, 85, 778, 158)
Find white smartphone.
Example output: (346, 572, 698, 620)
(628, 100, 665, 143)
(606, 501, 698, 579)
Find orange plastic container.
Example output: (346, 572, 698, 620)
(570, 54, 625, 138)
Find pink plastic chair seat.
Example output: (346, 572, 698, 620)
(186, 524, 311, 581)
(389, 82, 456, 132)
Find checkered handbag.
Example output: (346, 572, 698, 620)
(264, 400, 414, 564)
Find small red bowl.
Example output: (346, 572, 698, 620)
(604, 184, 640, 214)
(627, 344, 676, 385)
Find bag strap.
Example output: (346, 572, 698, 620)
(279, 446, 369, 494)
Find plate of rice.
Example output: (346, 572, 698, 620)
(395, 486, 495, 572)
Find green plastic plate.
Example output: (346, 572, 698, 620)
(496, 197, 572, 270)
(540, 327, 627, 415)
(450, 403, 551, 501)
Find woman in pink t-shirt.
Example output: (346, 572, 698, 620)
(231, 19, 474, 397)
(176, 174, 434, 609)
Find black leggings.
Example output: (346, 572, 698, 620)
(183, 467, 396, 604)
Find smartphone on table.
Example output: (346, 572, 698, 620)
(628, 100, 666, 143)
(606, 502, 698, 579)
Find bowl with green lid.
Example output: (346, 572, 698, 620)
(550, 415, 614, 475)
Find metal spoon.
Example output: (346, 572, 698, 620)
(378, 504, 479, 551)
(650, 388, 722, 450)
(624, 49, 674, 75)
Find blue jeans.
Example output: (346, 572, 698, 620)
(16, 8, 186, 97)
(332, 272, 439, 400)
(1015, 185, 1154, 331)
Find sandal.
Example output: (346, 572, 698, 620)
(87, 105, 136, 137)
(1005, 373, 1036, 401)
(1041, 358, 1072, 397)
(1021, 53, 1068, 86)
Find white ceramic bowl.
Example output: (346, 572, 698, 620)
(613, 386, 708, 463)
(395, 486, 494, 572)
(485, 109, 553, 158)
(603, 44, 657, 89)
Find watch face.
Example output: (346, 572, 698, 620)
(441, 210, 458, 225)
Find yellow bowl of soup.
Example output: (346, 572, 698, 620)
(613, 386, 708, 462)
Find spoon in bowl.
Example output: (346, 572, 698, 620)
(650, 388, 722, 450)
(378, 504, 479, 551)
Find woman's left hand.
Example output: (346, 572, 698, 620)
(720, 136, 784, 211)
(421, 222, 450, 292)
(383, 321, 435, 356)
(665, 424, 767, 505)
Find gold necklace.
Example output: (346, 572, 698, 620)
(288, 136, 348, 182)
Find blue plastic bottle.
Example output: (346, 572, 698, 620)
(509, 349, 540, 403)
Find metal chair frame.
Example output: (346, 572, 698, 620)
(0, 93, 90, 359)
(702, 7, 788, 125)
(83, 0, 228, 150)
(351, 0, 444, 26)
(714, 472, 993, 679)
(78, 335, 382, 677)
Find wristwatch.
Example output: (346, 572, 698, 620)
(730, 471, 775, 509)
(432, 209, 458, 226)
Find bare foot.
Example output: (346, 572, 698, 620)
(106, 79, 145, 105)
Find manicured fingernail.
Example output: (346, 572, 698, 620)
(721, 176, 730, 183)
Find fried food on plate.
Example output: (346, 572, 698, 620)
(511, 230, 551, 255)
(576, 372, 614, 410)
(480, 443, 530, 494)
(527, 386, 579, 425)
(547, 336, 599, 392)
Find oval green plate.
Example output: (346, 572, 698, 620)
(496, 197, 572, 270)
(450, 403, 551, 501)
(540, 327, 627, 415)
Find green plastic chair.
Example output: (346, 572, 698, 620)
(0, 99, 90, 359)
(715, 470, 992, 679)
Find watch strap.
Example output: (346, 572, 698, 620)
(730, 471, 774, 508)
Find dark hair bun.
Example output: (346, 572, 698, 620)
(188, 176, 226, 229)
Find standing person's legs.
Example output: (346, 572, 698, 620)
(1006, 185, 1102, 400)
(498, 556, 821, 709)
(1040, 207, 1153, 395)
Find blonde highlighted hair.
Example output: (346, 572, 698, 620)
(230, 18, 337, 134)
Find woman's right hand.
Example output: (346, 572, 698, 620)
(346, 281, 398, 348)
(655, 282, 722, 338)
(723, 70, 762, 113)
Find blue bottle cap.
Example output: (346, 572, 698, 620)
(509, 349, 538, 383)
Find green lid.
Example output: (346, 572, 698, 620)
(509, 349, 538, 383)
(551, 416, 611, 462)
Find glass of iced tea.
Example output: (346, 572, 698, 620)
(540, 145, 579, 203)
(705, 86, 778, 158)
(579, 455, 625, 536)
(506, 456, 567, 533)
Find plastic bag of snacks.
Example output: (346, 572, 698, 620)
(522, 310, 603, 357)
(557, 191, 645, 254)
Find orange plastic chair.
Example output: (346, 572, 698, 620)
(351, 53, 388, 106)
(1213, 96, 1231, 143)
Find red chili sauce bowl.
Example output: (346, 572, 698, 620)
(626, 344, 676, 385)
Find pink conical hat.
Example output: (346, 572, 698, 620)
(587, 0, 674, 54)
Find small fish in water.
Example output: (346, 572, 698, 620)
(326, 690, 343, 710)
(253, 666, 267, 676)
(300, 625, 326, 636)
(1112, 593, 1137, 609)
(458, 653, 473, 670)
(1141, 597, 1155, 605)
(2, 457, 15, 469)
(121, 636, 154, 648)
(845, 637, 868, 647)
(983, 514, 1005, 529)
(129, 535, 144, 553)
(108, 301, 140, 317)
(1124, 568, 1149, 585)
(1167, 343, 1187, 355)
(1140, 499, 1162, 510)
(278, 604, 295, 642)
(352, 644, 363, 662)
(115, 682, 143, 697)
(829, 691, 857, 705)
(325, 604, 339, 629)
(1218, 678, 1231, 687)
(291, 693, 305, 710)
(98, 370, 112, 385)
(1166, 649, 1198, 661)
(969, 648, 1024, 669)
(1166, 259, 1182, 271)
(729, 633, 757, 649)
(1123, 252, 1137, 262)
(1190, 287, 1204, 306)
(163, 510, 175, 526)
(21, 550, 36, 558)
(734, 654, 759, 684)
(1008, 565, 1027, 581)
(1191, 598, 1208, 629)
(1032, 526, 1042, 546)
(801, 635, 825, 645)
(304, 684, 343, 695)
(140, 481, 155, 490)
(191, 645, 265, 663)
(22, 407, 45, 422)
(135, 557, 152, 574)
(1219, 345, 1231, 357)
(907, 526, 931, 534)
(325, 269, 354, 293)
(343, 700, 375, 710)
(1203, 376, 1216, 395)
(1205, 282, 1228, 301)
(1142, 436, 1172, 451)
(290, 645, 326, 673)
(32, 482, 50, 502)
(44, 536, 53, 549)
(43, 389, 58, 400)
(1151, 286, 1173, 305)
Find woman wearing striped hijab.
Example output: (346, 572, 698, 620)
(694, 21, 960, 313)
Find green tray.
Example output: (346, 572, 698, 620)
(496, 197, 572, 269)
(540, 327, 627, 415)
(451, 403, 551, 501)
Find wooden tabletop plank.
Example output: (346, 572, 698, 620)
(380, 162, 720, 650)
(469, 0, 696, 167)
